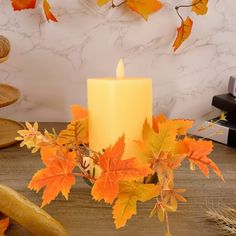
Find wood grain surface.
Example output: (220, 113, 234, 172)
(0, 123, 235, 236)
(0, 84, 20, 108)
(0, 118, 24, 148)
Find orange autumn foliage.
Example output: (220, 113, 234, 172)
(0, 217, 9, 236)
(126, 0, 163, 20)
(97, 0, 163, 20)
(43, 0, 58, 22)
(192, 0, 208, 15)
(113, 181, 160, 228)
(58, 105, 88, 145)
(28, 148, 77, 207)
(91, 135, 153, 204)
(71, 104, 88, 121)
(182, 138, 224, 180)
(153, 114, 194, 135)
(11, 0, 57, 22)
(173, 16, 193, 52)
(10, 0, 210, 51)
(16, 103, 223, 236)
(11, 0, 36, 10)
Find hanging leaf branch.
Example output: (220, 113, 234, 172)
(11, 0, 57, 22)
(10, 0, 209, 51)
(173, 0, 208, 51)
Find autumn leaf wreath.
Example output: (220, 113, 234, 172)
(15, 105, 223, 236)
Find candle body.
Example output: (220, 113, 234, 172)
(87, 78, 152, 159)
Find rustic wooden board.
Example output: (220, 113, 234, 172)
(0, 122, 235, 236)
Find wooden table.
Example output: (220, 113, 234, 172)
(0, 123, 235, 236)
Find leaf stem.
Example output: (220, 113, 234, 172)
(175, 6, 184, 22)
(175, 0, 202, 10)
(175, 0, 202, 23)
(160, 181, 171, 235)
(165, 211, 171, 235)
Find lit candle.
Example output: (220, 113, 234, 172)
(87, 59, 152, 159)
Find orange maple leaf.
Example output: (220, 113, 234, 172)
(28, 158, 76, 207)
(113, 181, 160, 228)
(183, 138, 224, 180)
(171, 119, 194, 135)
(71, 104, 88, 121)
(0, 217, 9, 236)
(173, 16, 193, 52)
(43, 0, 57, 22)
(11, 0, 37, 10)
(192, 0, 208, 15)
(91, 135, 153, 204)
(127, 0, 163, 20)
(41, 145, 77, 166)
(153, 114, 194, 135)
(153, 114, 167, 133)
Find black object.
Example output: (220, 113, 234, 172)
(213, 118, 236, 148)
(212, 93, 236, 123)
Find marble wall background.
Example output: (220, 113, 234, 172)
(0, 0, 235, 122)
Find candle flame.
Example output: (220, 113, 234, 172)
(116, 59, 125, 79)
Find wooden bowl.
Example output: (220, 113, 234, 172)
(0, 118, 24, 149)
(0, 84, 21, 108)
(0, 35, 10, 63)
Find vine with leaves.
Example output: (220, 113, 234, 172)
(10, 0, 209, 51)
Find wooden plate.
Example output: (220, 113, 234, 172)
(0, 84, 20, 108)
(0, 118, 24, 149)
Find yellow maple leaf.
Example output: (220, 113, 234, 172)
(192, 0, 208, 15)
(136, 120, 178, 165)
(151, 121, 177, 155)
(173, 16, 193, 52)
(153, 115, 194, 135)
(58, 105, 88, 145)
(127, 0, 163, 20)
(97, 0, 111, 6)
(113, 181, 160, 228)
